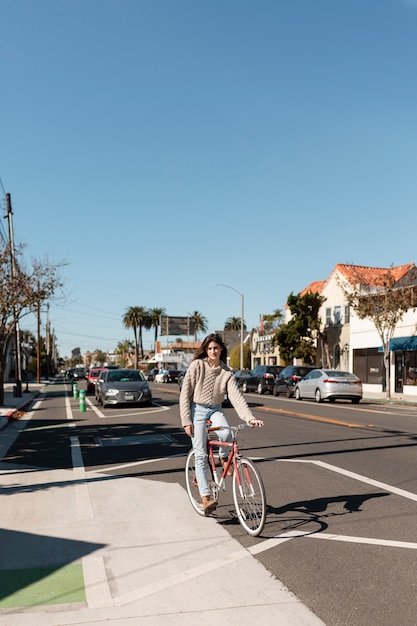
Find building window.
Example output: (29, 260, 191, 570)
(326, 308, 331, 325)
(334, 306, 341, 325)
(344, 306, 350, 324)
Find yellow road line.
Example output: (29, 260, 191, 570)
(258, 405, 367, 428)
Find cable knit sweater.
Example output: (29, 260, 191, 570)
(179, 358, 254, 427)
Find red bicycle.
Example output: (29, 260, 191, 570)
(185, 423, 266, 536)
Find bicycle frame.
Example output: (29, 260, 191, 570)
(206, 424, 251, 492)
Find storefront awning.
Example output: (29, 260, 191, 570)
(378, 336, 417, 352)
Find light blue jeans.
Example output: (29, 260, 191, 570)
(191, 402, 232, 497)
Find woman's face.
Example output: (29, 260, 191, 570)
(206, 341, 221, 363)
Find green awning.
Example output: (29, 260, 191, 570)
(385, 336, 417, 351)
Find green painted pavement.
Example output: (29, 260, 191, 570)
(0, 564, 86, 608)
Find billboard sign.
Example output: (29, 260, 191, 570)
(160, 316, 196, 336)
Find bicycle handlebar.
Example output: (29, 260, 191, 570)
(207, 423, 249, 433)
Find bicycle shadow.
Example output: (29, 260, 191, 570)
(216, 491, 389, 536)
(264, 491, 390, 535)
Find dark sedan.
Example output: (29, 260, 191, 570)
(273, 365, 316, 397)
(162, 369, 184, 383)
(96, 368, 152, 407)
(240, 365, 284, 395)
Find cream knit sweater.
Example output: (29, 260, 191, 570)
(179, 358, 254, 427)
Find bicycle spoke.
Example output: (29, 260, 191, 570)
(232, 457, 266, 536)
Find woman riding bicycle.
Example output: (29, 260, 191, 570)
(180, 333, 264, 516)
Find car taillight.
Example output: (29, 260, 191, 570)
(323, 379, 338, 384)
(291, 375, 301, 381)
(263, 373, 274, 380)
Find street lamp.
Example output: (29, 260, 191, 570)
(213, 283, 245, 370)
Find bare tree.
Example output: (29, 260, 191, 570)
(0, 245, 64, 404)
(337, 264, 417, 399)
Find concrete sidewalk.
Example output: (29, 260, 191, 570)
(0, 383, 326, 625)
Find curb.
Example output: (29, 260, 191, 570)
(0, 391, 40, 431)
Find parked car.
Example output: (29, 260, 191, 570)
(294, 369, 363, 403)
(145, 368, 159, 381)
(154, 369, 167, 383)
(240, 365, 284, 395)
(273, 365, 316, 398)
(96, 368, 152, 407)
(72, 367, 86, 380)
(233, 369, 252, 387)
(162, 369, 184, 383)
(86, 367, 106, 393)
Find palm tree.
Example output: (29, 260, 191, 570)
(122, 306, 148, 368)
(189, 310, 208, 342)
(224, 316, 247, 331)
(148, 307, 166, 350)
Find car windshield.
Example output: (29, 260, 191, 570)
(108, 370, 144, 382)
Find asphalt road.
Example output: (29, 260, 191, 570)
(4, 377, 417, 626)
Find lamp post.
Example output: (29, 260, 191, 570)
(214, 283, 245, 370)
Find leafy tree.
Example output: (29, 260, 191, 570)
(337, 265, 416, 399)
(229, 343, 251, 369)
(0, 245, 63, 403)
(71, 347, 82, 365)
(188, 310, 208, 341)
(148, 307, 166, 349)
(273, 292, 325, 365)
(224, 316, 246, 331)
(123, 306, 148, 367)
(95, 350, 108, 365)
(262, 309, 283, 333)
(115, 339, 134, 367)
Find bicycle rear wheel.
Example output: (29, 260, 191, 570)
(232, 457, 266, 536)
(185, 449, 218, 516)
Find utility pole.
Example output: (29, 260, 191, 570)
(37, 299, 41, 383)
(6, 194, 22, 397)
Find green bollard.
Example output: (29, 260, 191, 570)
(72, 382, 79, 399)
(79, 389, 86, 412)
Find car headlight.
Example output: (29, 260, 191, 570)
(105, 388, 118, 396)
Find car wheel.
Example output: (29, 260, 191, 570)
(242, 381, 248, 393)
(257, 382, 263, 395)
(286, 387, 293, 398)
(352, 398, 360, 404)
(273, 386, 279, 396)
(315, 388, 322, 403)
(295, 387, 301, 400)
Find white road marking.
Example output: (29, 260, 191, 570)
(282, 458, 417, 503)
(86, 396, 169, 418)
(248, 531, 417, 555)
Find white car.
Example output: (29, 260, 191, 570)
(154, 370, 167, 383)
(295, 369, 362, 404)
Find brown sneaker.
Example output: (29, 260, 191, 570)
(219, 456, 233, 476)
(201, 495, 218, 515)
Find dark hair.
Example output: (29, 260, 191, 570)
(194, 333, 228, 363)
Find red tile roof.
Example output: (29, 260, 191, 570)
(336, 263, 415, 286)
(299, 280, 326, 296)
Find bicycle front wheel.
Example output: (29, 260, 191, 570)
(232, 457, 266, 536)
(185, 449, 205, 516)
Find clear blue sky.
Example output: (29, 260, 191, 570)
(1, 0, 417, 358)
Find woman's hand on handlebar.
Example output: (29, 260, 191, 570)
(249, 419, 264, 427)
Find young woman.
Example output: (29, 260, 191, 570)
(180, 333, 264, 515)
